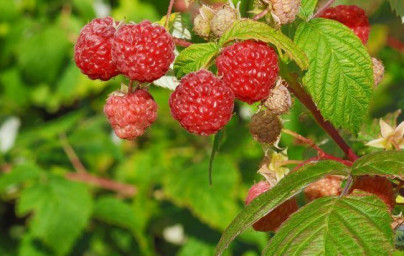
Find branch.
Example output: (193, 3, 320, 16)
(66, 172, 137, 198)
(173, 37, 193, 48)
(312, 0, 336, 19)
(59, 133, 137, 197)
(283, 129, 353, 166)
(253, 8, 270, 21)
(165, 0, 175, 28)
(282, 73, 358, 162)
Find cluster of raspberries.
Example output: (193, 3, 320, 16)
(74, 17, 175, 139)
(170, 40, 281, 136)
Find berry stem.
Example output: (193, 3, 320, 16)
(173, 37, 193, 47)
(165, 0, 176, 29)
(312, 0, 336, 19)
(282, 73, 359, 162)
(283, 129, 353, 166)
(253, 7, 270, 21)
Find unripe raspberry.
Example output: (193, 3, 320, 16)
(304, 175, 343, 202)
(263, 80, 292, 115)
(372, 58, 385, 87)
(320, 5, 370, 44)
(193, 5, 215, 39)
(350, 176, 395, 211)
(112, 20, 175, 83)
(216, 40, 279, 104)
(74, 17, 119, 81)
(104, 89, 158, 140)
(169, 69, 235, 136)
(250, 110, 282, 145)
(269, 0, 301, 24)
(210, 5, 238, 37)
(245, 181, 298, 232)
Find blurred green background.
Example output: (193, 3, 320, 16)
(0, 0, 403, 255)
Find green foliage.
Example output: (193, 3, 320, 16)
(174, 42, 220, 78)
(219, 20, 309, 70)
(298, 0, 318, 20)
(351, 151, 404, 178)
(295, 19, 374, 133)
(263, 195, 394, 255)
(17, 176, 92, 255)
(163, 156, 241, 230)
(215, 161, 349, 256)
(389, 0, 404, 21)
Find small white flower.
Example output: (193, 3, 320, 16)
(367, 119, 404, 149)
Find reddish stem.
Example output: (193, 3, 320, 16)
(253, 8, 270, 21)
(165, 0, 175, 28)
(173, 37, 193, 47)
(312, 0, 336, 18)
(283, 74, 358, 162)
(283, 129, 353, 166)
(387, 36, 404, 53)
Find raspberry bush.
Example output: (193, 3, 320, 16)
(1, 0, 404, 255)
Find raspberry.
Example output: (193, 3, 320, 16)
(193, 5, 215, 39)
(320, 5, 370, 44)
(304, 175, 343, 202)
(112, 20, 175, 83)
(350, 176, 395, 211)
(263, 80, 292, 115)
(74, 17, 119, 81)
(104, 89, 158, 140)
(169, 69, 234, 136)
(210, 5, 238, 37)
(216, 40, 279, 104)
(269, 0, 301, 24)
(245, 181, 298, 232)
(372, 58, 385, 87)
(250, 110, 282, 145)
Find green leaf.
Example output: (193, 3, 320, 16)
(262, 195, 394, 255)
(178, 237, 216, 256)
(294, 19, 373, 133)
(164, 156, 241, 230)
(298, 0, 318, 20)
(18, 233, 53, 256)
(93, 196, 139, 231)
(0, 163, 41, 192)
(17, 25, 70, 84)
(17, 176, 92, 256)
(209, 130, 224, 185)
(389, 0, 404, 22)
(215, 160, 348, 256)
(174, 42, 220, 79)
(218, 20, 309, 70)
(351, 151, 404, 179)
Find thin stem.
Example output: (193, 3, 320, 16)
(59, 133, 86, 174)
(283, 73, 358, 162)
(283, 129, 353, 166)
(173, 37, 193, 48)
(312, 0, 336, 19)
(253, 7, 269, 21)
(128, 80, 134, 93)
(165, 0, 175, 29)
(340, 175, 353, 197)
(60, 133, 137, 197)
(66, 172, 137, 197)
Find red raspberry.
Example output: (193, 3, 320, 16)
(74, 17, 119, 81)
(112, 21, 175, 83)
(304, 175, 343, 202)
(216, 40, 279, 104)
(320, 5, 370, 44)
(350, 176, 396, 211)
(169, 69, 234, 135)
(104, 89, 158, 140)
(245, 181, 298, 232)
